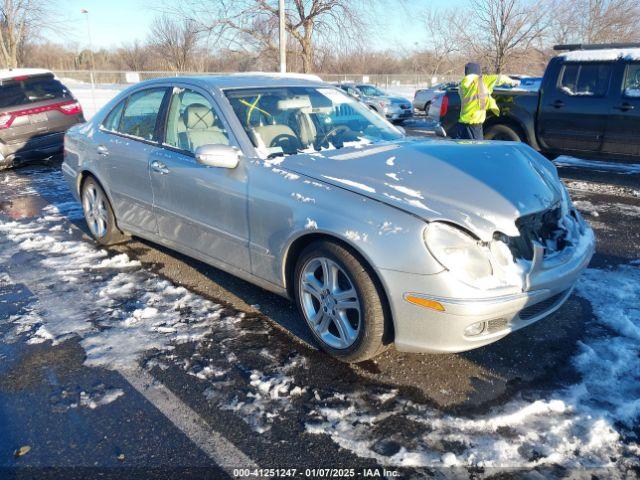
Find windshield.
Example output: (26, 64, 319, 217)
(357, 85, 385, 97)
(225, 86, 403, 157)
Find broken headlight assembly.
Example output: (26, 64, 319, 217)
(424, 222, 527, 289)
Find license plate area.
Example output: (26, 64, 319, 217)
(29, 112, 48, 124)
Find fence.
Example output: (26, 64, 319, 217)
(52, 70, 460, 90)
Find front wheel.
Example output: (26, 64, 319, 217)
(484, 124, 523, 142)
(294, 240, 390, 362)
(81, 177, 126, 246)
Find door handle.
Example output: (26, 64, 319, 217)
(551, 100, 564, 108)
(614, 103, 635, 111)
(96, 145, 109, 156)
(150, 160, 169, 175)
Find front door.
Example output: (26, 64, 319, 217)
(150, 86, 250, 272)
(602, 62, 640, 159)
(537, 61, 615, 155)
(96, 87, 169, 234)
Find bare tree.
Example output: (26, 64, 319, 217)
(459, 0, 548, 73)
(421, 7, 466, 77)
(116, 40, 151, 71)
(156, 0, 369, 73)
(148, 15, 200, 71)
(550, 0, 640, 45)
(1, 0, 55, 68)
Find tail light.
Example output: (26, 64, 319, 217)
(0, 100, 83, 130)
(439, 96, 449, 118)
(58, 101, 83, 115)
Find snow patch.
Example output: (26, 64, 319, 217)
(291, 193, 315, 204)
(305, 263, 640, 470)
(322, 176, 376, 193)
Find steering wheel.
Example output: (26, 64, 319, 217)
(316, 125, 352, 150)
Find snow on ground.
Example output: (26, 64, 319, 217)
(384, 85, 419, 100)
(63, 79, 125, 120)
(555, 156, 640, 175)
(304, 264, 640, 471)
(566, 180, 640, 198)
(0, 171, 244, 374)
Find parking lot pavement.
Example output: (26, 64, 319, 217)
(0, 157, 639, 477)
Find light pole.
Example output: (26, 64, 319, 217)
(278, 0, 286, 73)
(80, 8, 97, 113)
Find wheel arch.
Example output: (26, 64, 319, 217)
(283, 232, 395, 342)
(485, 114, 540, 150)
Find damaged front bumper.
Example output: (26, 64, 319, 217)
(381, 220, 596, 354)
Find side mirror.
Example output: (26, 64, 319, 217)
(195, 144, 240, 169)
(435, 124, 447, 138)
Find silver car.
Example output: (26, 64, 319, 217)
(412, 82, 456, 111)
(336, 83, 414, 122)
(62, 74, 595, 362)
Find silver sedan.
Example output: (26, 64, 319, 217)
(62, 74, 595, 362)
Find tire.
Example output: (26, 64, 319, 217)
(485, 124, 523, 142)
(294, 240, 391, 363)
(424, 101, 431, 112)
(81, 177, 126, 246)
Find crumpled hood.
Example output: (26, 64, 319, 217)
(279, 139, 563, 240)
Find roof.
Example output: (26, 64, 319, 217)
(140, 72, 327, 89)
(0, 68, 53, 81)
(560, 48, 640, 62)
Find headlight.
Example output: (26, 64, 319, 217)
(424, 222, 493, 284)
(425, 222, 528, 289)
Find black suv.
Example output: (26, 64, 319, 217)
(1, 69, 85, 170)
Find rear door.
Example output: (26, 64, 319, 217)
(601, 61, 640, 158)
(0, 75, 82, 146)
(93, 87, 169, 234)
(537, 61, 615, 154)
(150, 86, 250, 272)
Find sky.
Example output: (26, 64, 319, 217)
(51, 0, 465, 52)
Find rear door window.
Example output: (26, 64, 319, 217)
(0, 77, 72, 109)
(102, 100, 126, 132)
(623, 63, 640, 98)
(559, 63, 612, 97)
(118, 88, 167, 141)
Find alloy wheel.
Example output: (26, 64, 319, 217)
(299, 256, 361, 349)
(82, 184, 109, 239)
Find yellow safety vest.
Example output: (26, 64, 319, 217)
(459, 74, 514, 125)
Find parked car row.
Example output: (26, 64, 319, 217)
(428, 44, 640, 162)
(334, 82, 414, 122)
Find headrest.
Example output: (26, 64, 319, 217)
(184, 103, 214, 130)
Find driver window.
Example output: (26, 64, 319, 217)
(164, 88, 229, 153)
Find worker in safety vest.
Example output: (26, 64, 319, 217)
(455, 62, 519, 140)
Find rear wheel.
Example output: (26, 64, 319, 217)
(81, 177, 126, 246)
(294, 240, 390, 363)
(485, 124, 523, 142)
